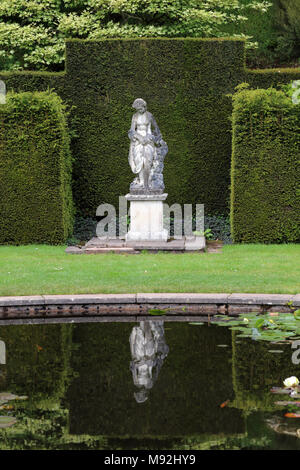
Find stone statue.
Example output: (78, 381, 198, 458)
(128, 98, 168, 194)
(129, 320, 169, 403)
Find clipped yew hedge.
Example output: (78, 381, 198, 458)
(231, 86, 300, 243)
(0, 91, 74, 244)
(0, 39, 299, 219)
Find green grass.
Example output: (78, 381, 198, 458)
(0, 244, 299, 296)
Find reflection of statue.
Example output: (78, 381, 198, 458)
(128, 98, 168, 194)
(129, 321, 169, 403)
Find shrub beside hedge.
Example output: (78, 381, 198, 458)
(0, 91, 74, 244)
(231, 86, 300, 243)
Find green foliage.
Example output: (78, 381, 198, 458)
(273, 0, 300, 62)
(0, 90, 74, 244)
(231, 85, 300, 243)
(0, 0, 299, 70)
(148, 308, 167, 315)
(204, 214, 232, 243)
(219, 0, 300, 67)
(0, 1, 65, 71)
(0, 0, 272, 72)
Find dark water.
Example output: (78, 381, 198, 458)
(0, 320, 300, 450)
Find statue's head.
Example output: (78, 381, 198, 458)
(134, 388, 149, 403)
(132, 98, 147, 113)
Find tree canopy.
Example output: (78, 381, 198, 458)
(0, 0, 271, 71)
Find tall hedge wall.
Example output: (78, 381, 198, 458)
(0, 91, 74, 244)
(0, 39, 299, 218)
(231, 87, 300, 243)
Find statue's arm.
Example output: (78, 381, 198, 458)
(128, 115, 137, 140)
(130, 327, 138, 357)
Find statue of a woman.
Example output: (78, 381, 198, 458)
(128, 98, 168, 193)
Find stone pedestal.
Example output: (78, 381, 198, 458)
(125, 193, 168, 242)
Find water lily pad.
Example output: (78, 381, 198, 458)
(0, 393, 18, 401)
(270, 387, 291, 395)
(294, 309, 300, 320)
(275, 401, 300, 407)
(0, 416, 17, 428)
(0, 404, 13, 410)
(215, 312, 300, 343)
(270, 341, 288, 345)
(255, 318, 265, 329)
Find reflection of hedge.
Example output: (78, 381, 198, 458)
(0, 408, 69, 450)
(0, 91, 74, 244)
(0, 40, 299, 218)
(232, 332, 298, 411)
(67, 322, 244, 438)
(0, 324, 73, 401)
(231, 87, 300, 243)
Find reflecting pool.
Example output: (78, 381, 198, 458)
(0, 320, 300, 450)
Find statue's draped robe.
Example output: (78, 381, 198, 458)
(128, 112, 162, 176)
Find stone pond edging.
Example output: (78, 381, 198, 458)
(0, 293, 298, 322)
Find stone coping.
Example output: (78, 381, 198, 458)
(125, 193, 168, 201)
(0, 293, 298, 307)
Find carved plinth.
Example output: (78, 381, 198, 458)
(125, 193, 168, 242)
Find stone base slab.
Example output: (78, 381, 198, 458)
(66, 236, 206, 254)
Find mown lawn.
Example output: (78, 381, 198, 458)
(0, 244, 299, 296)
